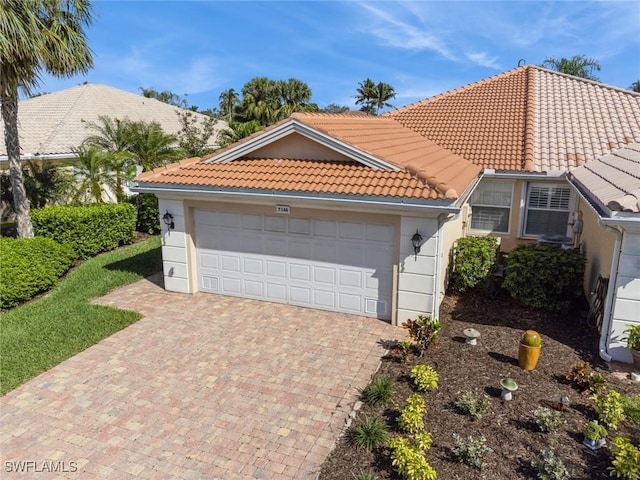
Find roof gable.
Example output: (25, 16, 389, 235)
(0, 84, 226, 158)
(136, 112, 482, 202)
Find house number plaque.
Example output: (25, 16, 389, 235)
(276, 205, 290, 214)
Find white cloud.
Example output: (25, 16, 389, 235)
(465, 52, 501, 70)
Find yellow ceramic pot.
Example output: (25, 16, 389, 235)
(519, 343, 541, 371)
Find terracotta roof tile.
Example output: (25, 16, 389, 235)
(571, 143, 640, 213)
(388, 65, 640, 172)
(137, 158, 447, 200)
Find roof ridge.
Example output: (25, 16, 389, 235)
(522, 67, 536, 172)
(535, 65, 640, 95)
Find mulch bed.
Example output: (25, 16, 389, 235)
(319, 290, 639, 480)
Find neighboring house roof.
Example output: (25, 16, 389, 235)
(570, 142, 640, 214)
(0, 83, 226, 159)
(136, 112, 482, 203)
(388, 65, 640, 173)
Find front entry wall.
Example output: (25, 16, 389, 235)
(157, 197, 441, 325)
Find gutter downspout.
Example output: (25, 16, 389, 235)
(598, 222, 623, 362)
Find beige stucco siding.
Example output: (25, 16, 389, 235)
(576, 198, 616, 300)
(440, 211, 465, 297)
(250, 132, 353, 161)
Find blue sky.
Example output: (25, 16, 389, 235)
(39, 1, 640, 112)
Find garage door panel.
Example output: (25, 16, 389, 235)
(266, 260, 286, 278)
(265, 216, 286, 232)
(313, 242, 336, 263)
(244, 280, 263, 297)
(314, 220, 337, 237)
(219, 212, 241, 228)
(289, 218, 311, 235)
(339, 269, 362, 288)
(266, 283, 287, 301)
(241, 214, 262, 230)
(339, 222, 363, 240)
(221, 255, 241, 272)
(337, 245, 362, 266)
(222, 277, 242, 294)
(290, 263, 311, 281)
(314, 266, 336, 284)
(366, 224, 394, 243)
(339, 293, 361, 312)
(243, 258, 263, 275)
(196, 208, 393, 320)
(265, 238, 287, 256)
(290, 286, 311, 304)
(289, 240, 311, 259)
(200, 252, 219, 269)
(314, 290, 335, 309)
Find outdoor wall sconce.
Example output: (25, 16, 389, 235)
(162, 211, 175, 230)
(411, 230, 423, 255)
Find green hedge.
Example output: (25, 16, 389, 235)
(0, 237, 77, 309)
(450, 236, 498, 292)
(503, 244, 586, 313)
(127, 193, 160, 234)
(32, 203, 136, 259)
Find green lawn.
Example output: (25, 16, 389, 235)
(1, 236, 162, 395)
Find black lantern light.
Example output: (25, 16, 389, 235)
(411, 230, 422, 255)
(162, 211, 175, 230)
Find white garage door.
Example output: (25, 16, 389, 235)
(194, 209, 394, 319)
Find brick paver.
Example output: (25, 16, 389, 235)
(1, 274, 400, 479)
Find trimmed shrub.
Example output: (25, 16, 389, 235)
(503, 244, 586, 313)
(32, 203, 136, 259)
(450, 236, 498, 292)
(0, 237, 77, 308)
(127, 193, 160, 234)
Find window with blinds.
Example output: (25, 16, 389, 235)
(469, 181, 513, 233)
(524, 184, 572, 236)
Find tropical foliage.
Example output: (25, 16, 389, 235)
(541, 54, 601, 81)
(355, 78, 396, 114)
(0, 0, 94, 237)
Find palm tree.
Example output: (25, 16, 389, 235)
(219, 121, 263, 146)
(125, 121, 179, 171)
(83, 116, 135, 201)
(541, 55, 601, 81)
(71, 146, 115, 203)
(23, 161, 70, 208)
(241, 77, 281, 126)
(371, 82, 396, 114)
(0, 0, 94, 237)
(630, 80, 640, 93)
(218, 88, 240, 123)
(354, 78, 377, 115)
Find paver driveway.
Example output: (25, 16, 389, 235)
(1, 274, 400, 479)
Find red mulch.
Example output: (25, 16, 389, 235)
(318, 290, 639, 480)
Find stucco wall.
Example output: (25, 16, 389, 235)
(608, 231, 640, 363)
(157, 198, 190, 293)
(397, 216, 439, 324)
(576, 198, 616, 301)
(440, 211, 465, 297)
(251, 133, 353, 161)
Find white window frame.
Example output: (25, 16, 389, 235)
(468, 180, 514, 235)
(520, 182, 576, 238)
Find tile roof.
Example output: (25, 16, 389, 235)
(570, 142, 640, 214)
(0, 84, 226, 158)
(388, 65, 640, 172)
(136, 158, 444, 200)
(136, 112, 481, 202)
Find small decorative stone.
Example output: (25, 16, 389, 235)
(631, 371, 640, 382)
(463, 328, 481, 345)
